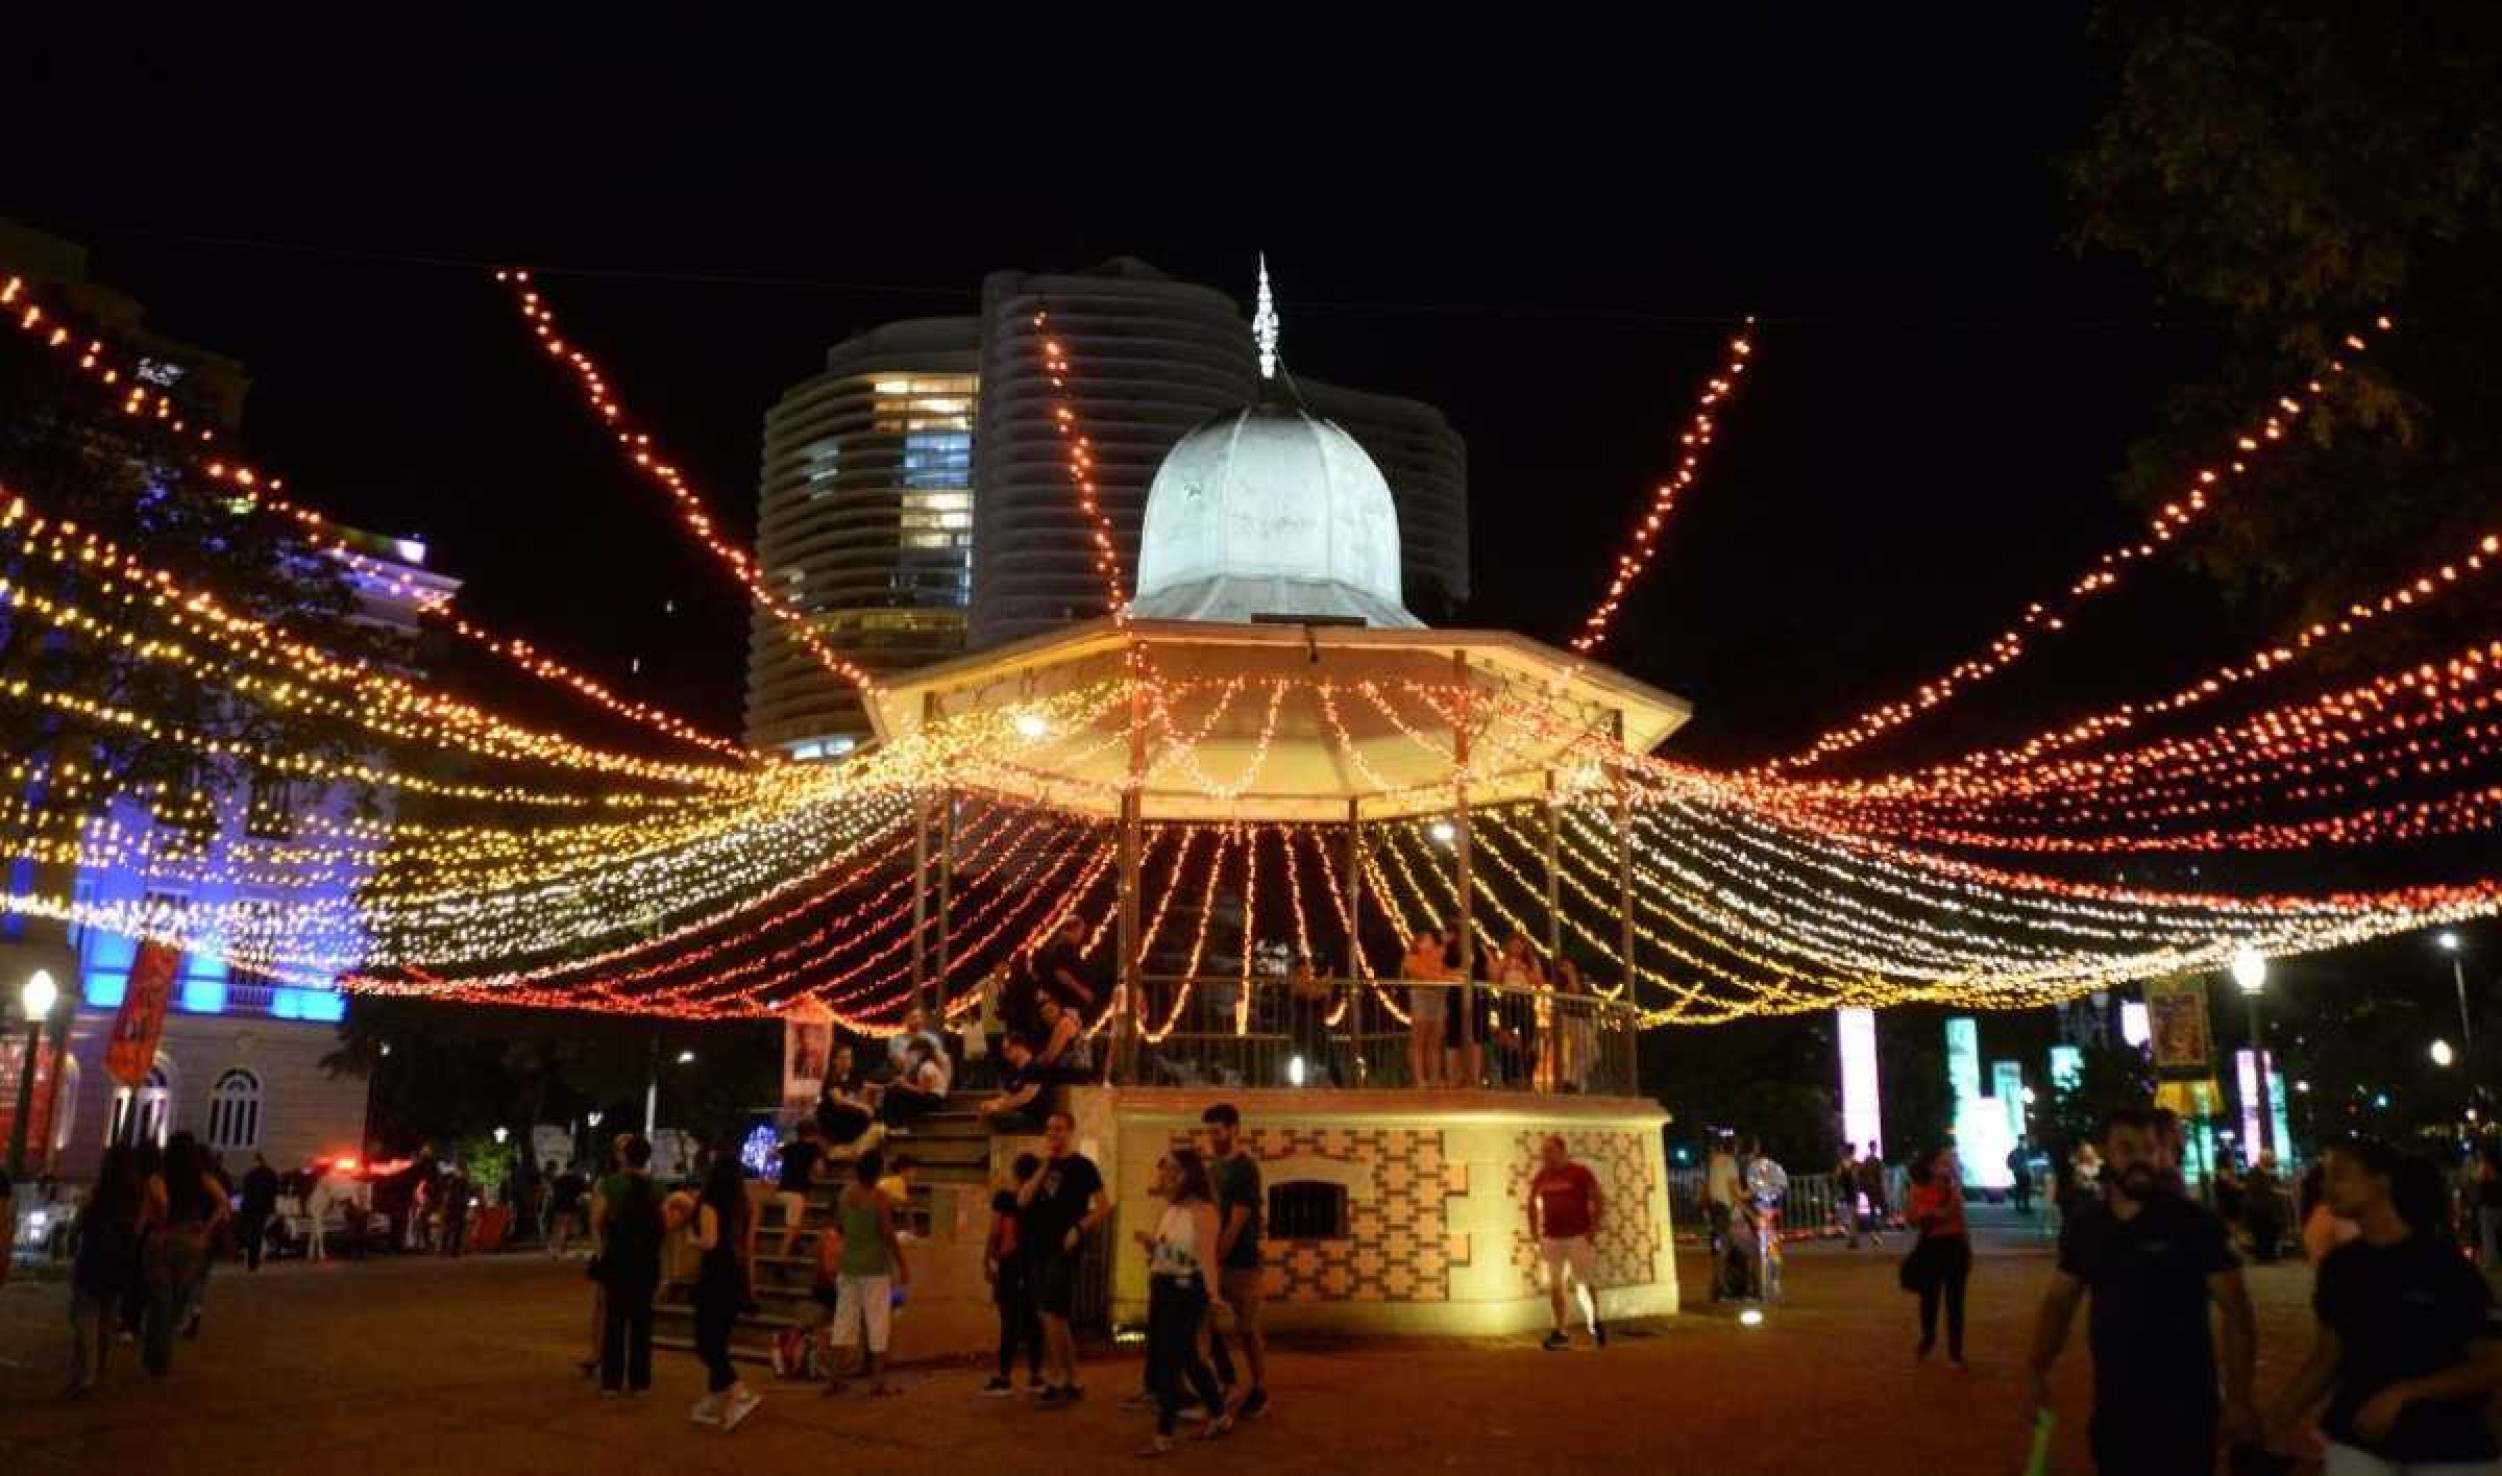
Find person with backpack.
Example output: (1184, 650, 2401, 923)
(591, 1134, 665, 1398)
(686, 1153, 763, 1430)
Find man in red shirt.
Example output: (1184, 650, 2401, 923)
(1527, 1135, 1608, 1350)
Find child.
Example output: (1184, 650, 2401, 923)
(981, 1153, 1045, 1395)
(807, 1207, 844, 1375)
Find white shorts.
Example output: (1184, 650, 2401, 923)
(1409, 988, 1446, 1024)
(2321, 1442, 2501, 1476)
(776, 1190, 808, 1228)
(1540, 1235, 1595, 1284)
(831, 1273, 892, 1353)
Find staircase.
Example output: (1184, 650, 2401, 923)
(654, 1094, 997, 1365)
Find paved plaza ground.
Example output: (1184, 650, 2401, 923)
(0, 1218, 2329, 1475)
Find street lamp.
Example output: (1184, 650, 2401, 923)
(2230, 948, 2273, 1160)
(8, 969, 60, 1177)
(2437, 931, 2471, 1047)
(2431, 1038, 2457, 1068)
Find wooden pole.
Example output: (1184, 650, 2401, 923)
(1343, 798, 1365, 981)
(933, 789, 956, 1018)
(910, 786, 931, 1010)
(1116, 671, 1147, 1078)
(1452, 652, 1475, 1047)
(1542, 771, 1564, 965)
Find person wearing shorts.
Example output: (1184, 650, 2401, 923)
(776, 1120, 824, 1257)
(1528, 1135, 1607, 1350)
(1402, 928, 1448, 1088)
(1018, 1109, 1108, 1407)
(1204, 1102, 1269, 1419)
(826, 1151, 908, 1396)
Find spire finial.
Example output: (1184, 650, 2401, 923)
(1253, 253, 1280, 381)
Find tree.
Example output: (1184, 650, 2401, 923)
(2071, 2, 2502, 628)
(2043, 1039, 2155, 1157)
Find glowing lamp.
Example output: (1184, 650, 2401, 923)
(1738, 1308, 1765, 1327)
(1013, 711, 1051, 740)
(675, 1049, 696, 1065)
(20, 967, 57, 1022)
(2438, 930, 2462, 953)
(2230, 947, 2268, 997)
(1429, 820, 1457, 845)
(2431, 1039, 2456, 1067)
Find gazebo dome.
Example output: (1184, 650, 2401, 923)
(1130, 391, 1420, 628)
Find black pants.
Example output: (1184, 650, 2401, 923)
(1914, 1234, 1970, 1358)
(2010, 1180, 2033, 1214)
(600, 1283, 655, 1392)
(995, 1260, 1043, 1381)
(2089, 1405, 2214, 1476)
(693, 1275, 742, 1394)
(881, 1085, 942, 1128)
(1147, 1277, 1224, 1438)
(240, 1214, 267, 1271)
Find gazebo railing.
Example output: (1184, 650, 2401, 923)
(1105, 976, 1641, 1097)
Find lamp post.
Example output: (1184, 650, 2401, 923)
(7, 969, 59, 1178)
(2231, 947, 2271, 1162)
(2438, 932, 2471, 1047)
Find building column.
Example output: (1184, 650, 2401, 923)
(909, 787, 932, 1010)
(932, 790, 956, 1020)
(1452, 653, 1475, 1045)
(1541, 771, 1564, 965)
(1612, 710, 1636, 993)
(1342, 799, 1366, 981)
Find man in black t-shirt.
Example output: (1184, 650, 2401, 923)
(2027, 1105, 2258, 1475)
(1039, 917, 1098, 1020)
(1016, 1108, 1107, 1406)
(2267, 1138, 2502, 1469)
(1203, 1102, 1269, 1419)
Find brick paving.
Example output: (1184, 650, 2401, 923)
(0, 1223, 2327, 1475)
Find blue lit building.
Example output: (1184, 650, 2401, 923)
(33, 533, 459, 1176)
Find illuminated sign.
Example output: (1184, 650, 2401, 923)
(1837, 1007, 1881, 1159)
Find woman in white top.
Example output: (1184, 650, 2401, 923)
(1402, 927, 1448, 1089)
(1132, 1148, 1230, 1455)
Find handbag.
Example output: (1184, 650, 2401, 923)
(1896, 1237, 1929, 1293)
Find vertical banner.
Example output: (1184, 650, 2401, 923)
(2143, 977, 2212, 1074)
(105, 941, 180, 1087)
(781, 1000, 834, 1116)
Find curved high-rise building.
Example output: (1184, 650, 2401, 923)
(745, 317, 980, 757)
(969, 260, 1257, 649)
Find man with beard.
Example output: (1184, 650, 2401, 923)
(2027, 1105, 2258, 1475)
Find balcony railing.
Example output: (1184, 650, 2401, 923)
(1099, 975, 1643, 1097)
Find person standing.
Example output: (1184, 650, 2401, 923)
(686, 1153, 762, 1430)
(2267, 1139, 2502, 1474)
(1529, 1135, 1608, 1349)
(1401, 927, 1448, 1089)
(983, 1153, 1045, 1395)
(237, 1155, 279, 1272)
(2244, 1151, 2288, 1265)
(775, 1120, 824, 1257)
(547, 1160, 587, 1260)
(2474, 1144, 2502, 1272)
(1203, 1103, 1268, 1418)
(2007, 1139, 2036, 1216)
(593, 1134, 665, 1398)
(141, 1133, 227, 1375)
(438, 1161, 470, 1258)
(1703, 1134, 1740, 1298)
(2027, 1105, 2259, 1475)
(1019, 1108, 1109, 1407)
(1857, 1143, 1890, 1245)
(1134, 1148, 1232, 1457)
(826, 1149, 909, 1397)
(1835, 1143, 1865, 1248)
(66, 1145, 149, 1397)
(1904, 1146, 1971, 1366)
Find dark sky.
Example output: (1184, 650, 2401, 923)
(6, 16, 2231, 770)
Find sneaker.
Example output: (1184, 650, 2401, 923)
(981, 1377, 1016, 1397)
(1541, 1331, 1568, 1352)
(1236, 1386, 1269, 1420)
(1120, 1391, 1158, 1412)
(1593, 1324, 1609, 1349)
(720, 1389, 763, 1431)
(691, 1395, 723, 1426)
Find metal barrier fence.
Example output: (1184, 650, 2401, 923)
(1667, 1168, 1910, 1239)
(1109, 975, 1640, 1096)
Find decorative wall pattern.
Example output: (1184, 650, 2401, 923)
(1166, 1126, 1464, 1303)
(1503, 1129, 1664, 1292)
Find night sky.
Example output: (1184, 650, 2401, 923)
(7, 13, 2235, 773)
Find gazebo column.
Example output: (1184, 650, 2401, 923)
(933, 788, 955, 1018)
(1452, 653, 1475, 1048)
(1541, 770, 1564, 965)
(1611, 709, 1637, 992)
(910, 786, 932, 1010)
(1114, 676, 1147, 1080)
(1342, 798, 1365, 981)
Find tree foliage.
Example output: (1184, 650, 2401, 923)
(2071, 2, 2502, 625)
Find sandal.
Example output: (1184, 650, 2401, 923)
(1137, 1436, 1178, 1459)
(1200, 1415, 1235, 1441)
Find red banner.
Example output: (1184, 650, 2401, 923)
(105, 941, 180, 1087)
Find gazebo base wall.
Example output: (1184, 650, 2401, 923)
(1071, 1086, 1678, 1337)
